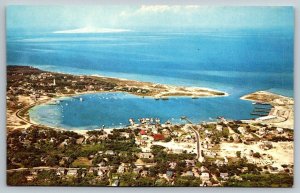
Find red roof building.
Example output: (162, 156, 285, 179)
(153, 134, 165, 141)
(140, 130, 147, 135)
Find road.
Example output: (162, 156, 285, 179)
(182, 124, 202, 162)
(188, 124, 203, 162)
(14, 99, 68, 131)
(7, 166, 57, 173)
(180, 117, 203, 162)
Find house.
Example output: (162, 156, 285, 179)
(121, 132, 130, 138)
(67, 169, 78, 176)
(220, 173, 229, 180)
(237, 127, 246, 134)
(162, 129, 171, 137)
(184, 171, 194, 177)
(56, 168, 66, 176)
(258, 127, 266, 135)
(215, 160, 225, 167)
(105, 150, 115, 155)
(166, 171, 174, 179)
(201, 172, 210, 181)
(169, 162, 177, 169)
(185, 160, 195, 167)
(140, 130, 147, 135)
(49, 137, 56, 143)
(117, 165, 125, 174)
(155, 118, 161, 124)
(200, 166, 208, 172)
(88, 167, 96, 174)
(129, 118, 135, 126)
(152, 127, 158, 134)
(277, 128, 284, 134)
(59, 139, 68, 148)
(97, 170, 105, 177)
(153, 134, 165, 141)
(241, 167, 248, 173)
(138, 152, 154, 159)
(216, 125, 223, 132)
(25, 175, 35, 182)
(76, 137, 85, 144)
(232, 174, 243, 181)
(204, 130, 212, 136)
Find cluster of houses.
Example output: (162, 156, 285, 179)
(128, 118, 197, 154)
(196, 119, 294, 175)
(7, 112, 294, 186)
(7, 66, 120, 108)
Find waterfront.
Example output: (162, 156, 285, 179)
(29, 92, 257, 130)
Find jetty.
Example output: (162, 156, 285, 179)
(251, 112, 269, 116)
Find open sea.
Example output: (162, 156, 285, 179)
(7, 30, 294, 129)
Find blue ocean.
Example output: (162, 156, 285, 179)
(7, 30, 294, 129)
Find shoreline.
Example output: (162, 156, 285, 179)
(7, 66, 294, 134)
(7, 65, 227, 134)
(240, 91, 294, 129)
(24, 89, 295, 134)
(240, 90, 293, 103)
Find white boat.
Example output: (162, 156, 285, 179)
(161, 96, 169, 100)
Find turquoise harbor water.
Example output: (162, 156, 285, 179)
(7, 30, 294, 129)
(29, 92, 256, 130)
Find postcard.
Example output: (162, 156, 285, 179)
(6, 5, 294, 187)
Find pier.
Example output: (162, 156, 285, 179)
(251, 103, 272, 117)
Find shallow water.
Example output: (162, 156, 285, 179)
(30, 92, 258, 130)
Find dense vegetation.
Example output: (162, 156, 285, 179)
(224, 173, 293, 187)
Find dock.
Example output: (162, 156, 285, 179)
(251, 102, 272, 117)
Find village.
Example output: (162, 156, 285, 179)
(7, 116, 293, 187)
(6, 66, 294, 187)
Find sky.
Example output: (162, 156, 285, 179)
(6, 5, 294, 33)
